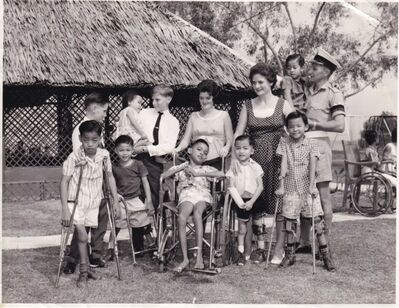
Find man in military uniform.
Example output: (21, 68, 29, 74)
(296, 49, 345, 271)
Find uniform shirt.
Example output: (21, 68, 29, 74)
(226, 159, 264, 198)
(138, 108, 180, 157)
(112, 159, 148, 199)
(72, 116, 105, 152)
(281, 76, 308, 111)
(276, 136, 320, 195)
(305, 81, 345, 138)
(62, 147, 111, 209)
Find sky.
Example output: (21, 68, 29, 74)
(231, 1, 397, 116)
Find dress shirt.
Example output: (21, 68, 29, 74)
(139, 108, 180, 157)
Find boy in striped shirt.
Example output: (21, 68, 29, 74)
(60, 120, 120, 288)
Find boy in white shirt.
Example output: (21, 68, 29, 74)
(226, 135, 264, 265)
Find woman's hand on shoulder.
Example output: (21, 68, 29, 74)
(220, 145, 230, 157)
(229, 158, 242, 176)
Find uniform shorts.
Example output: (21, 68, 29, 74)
(116, 197, 151, 229)
(68, 201, 100, 227)
(232, 197, 265, 221)
(314, 137, 333, 183)
(281, 193, 324, 220)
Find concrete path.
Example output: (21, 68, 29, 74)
(2, 212, 396, 250)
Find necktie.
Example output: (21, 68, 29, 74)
(152, 112, 163, 145)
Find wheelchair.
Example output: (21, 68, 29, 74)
(351, 163, 396, 217)
(155, 156, 227, 274)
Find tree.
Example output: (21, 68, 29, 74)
(161, 2, 398, 99)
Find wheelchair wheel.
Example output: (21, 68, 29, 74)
(220, 196, 237, 266)
(157, 213, 178, 272)
(351, 173, 393, 217)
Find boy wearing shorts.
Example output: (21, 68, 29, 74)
(226, 135, 264, 265)
(60, 120, 120, 288)
(275, 111, 335, 271)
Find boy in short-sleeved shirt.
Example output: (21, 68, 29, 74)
(275, 111, 335, 271)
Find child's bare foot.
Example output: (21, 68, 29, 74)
(173, 259, 189, 273)
(194, 256, 204, 270)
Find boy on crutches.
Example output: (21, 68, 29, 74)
(274, 111, 335, 272)
(60, 120, 121, 288)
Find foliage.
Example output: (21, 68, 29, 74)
(162, 2, 398, 98)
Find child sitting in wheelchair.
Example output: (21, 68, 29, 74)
(362, 130, 396, 187)
(161, 138, 224, 272)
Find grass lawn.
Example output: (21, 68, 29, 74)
(2, 200, 60, 237)
(2, 219, 395, 304)
(3, 191, 347, 237)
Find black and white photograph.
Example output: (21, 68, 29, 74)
(1, 0, 397, 305)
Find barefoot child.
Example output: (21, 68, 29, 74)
(282, 54, 307, 111)
(161, 139, 224, 272)
(226, 135, 264, 266)
(275, 111, 335, 271)
(60, 120, 121, 288)
(106, 135, 155, 259)
(113, 90, 149, 147)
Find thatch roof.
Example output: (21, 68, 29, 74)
(4, 0, 252, 91)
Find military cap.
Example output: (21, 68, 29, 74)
(311, 48, 341, 72)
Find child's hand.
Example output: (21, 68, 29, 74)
(220, 146, 230, 157)
(146, 199, 155, 215)
(184, 166, 197, 177)
(275, 186, 284, 197)
(113, 201, 122, 219)
(309, 186, 318, 198)
(61, 207, 72, 227)
(245, 200, 254, 211)
(117, 194, 124, 202)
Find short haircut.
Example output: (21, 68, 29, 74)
(152, 84, 174, 98)
(364, 130, 377, 146)
(79, 120, 102, 136)
(197, 80, 220, 98)
(235, 134, 255, 147)
(249, 62, 277, 88)
(114, 135, 134, 147)
(392, 127, 397, 143)
(122, 90, 140, 106)
(285, 110, 309, 127)
(190, 138, 209, 149)
(285, 54, 305, 68)
(84, 92, 109, 109)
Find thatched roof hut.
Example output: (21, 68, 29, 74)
(4, 0, 253, 104)
(3, 0, 254, 171)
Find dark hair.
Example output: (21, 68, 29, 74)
(122, 90, 140, 107)
(114, 135, 134, 147)
(197, 80, 221, 98)
(235, 135, 255, 147)
(79, 120, 102, 136)
(190, 138, 209, 149)
(249, 62, 277, 88)
(285, 54, 305, 68)
(364, 130, 377, 146)
(285, 111, 309, 127)
(84, 92, 109, 109)
(391, 127, 397, 143)
(153, 84, 174, 98)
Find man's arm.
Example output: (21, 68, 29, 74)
(71, 126, 81, 152)
(310, 114, 345, 133)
